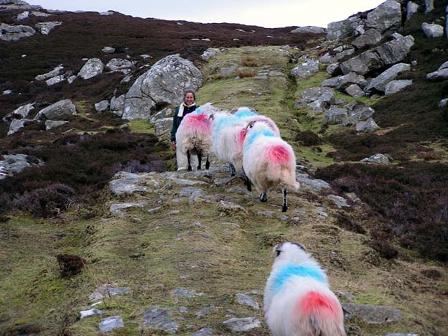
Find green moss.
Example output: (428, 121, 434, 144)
(127, 120, 155, 135)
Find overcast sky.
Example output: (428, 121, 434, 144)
(30, 0, 386, 28)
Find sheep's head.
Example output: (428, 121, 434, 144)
(272, 242, 309, 265)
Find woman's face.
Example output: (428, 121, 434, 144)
(184, 92, 195, 106)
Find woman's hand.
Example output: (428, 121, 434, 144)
(171, 141, 176, 150)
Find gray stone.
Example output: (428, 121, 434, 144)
(7, 119, 32, 135)
(291, 26, 326, 34)
(106, 58, 134, 72)
(406, 2, 419, 21)
(35, 64, 64, 81)
(110, 202, 146, 216)
(154, 118, 172, 138)
(3, 90, 12, 95)
(352, 29, 383, 49)
(150, 107, 174, 123)
(164, 175, 207, 186)
(223, 317, 261, 332)
(366, 63, 411, 92)
(4, 103, 34, 121)
(89, 284, 131, 301)
(343, 303, 402, 324)
(143, 307, 178, 334)
(340, 50, 382, 75)
(179, 187, 204, 202)
(421, 22, 444, 38)
(78, 58, 104, 80)
(291, 58, 319, 79)
(298, 87, 335, 108)
(192, 327, 214, 336)
(345, 84, 364, 97)
(424, 0, 434, 13)
(35, 99, 76, 120)
(46, 75, 65, 86)
(384, 80, 413, 95)
(35, 21, 62, 35)
(335, 48, 355, 61)
(327, 16, 361, 40)
(365, 0, 402, 33)
(109, 171, 156, 196)
(356, 118, 380, 133)
(123, 54, 202, 120)
(439, 98, 448, 109)
(345, 104, 375, 125)
(110, 94, 125, 116)
(326, 63, 340, 76)
(102, 46, 115, 54)
(427, 61, 448, 80)
(325, 106, 348, 124)
(99, 10, 114, 16)
(67, 75, 76, 84)
(201, 48, 220, 61)
(121, 74, 133, 84)
(80, 308, 102, 319)
(16, 10, 29, 20)
(0, 23, 35, 41)
(45, 120, 68, 130)
(361, 153, 391, 164)
(328, 195, 350, 208)
(31, 11, 51, 17)
(0, 154, 43, 179)
(99, 316, 124, 332)
(296, 174, 331, 192)
(375, 35, 415, 67)
(235, 293, 259, 310)
(95, 100, 109, 112)
(172, 287, 203, 298)
(220, 65, 238, 77)
(322, 72, 367, 90)
(319, 53, 336, 64)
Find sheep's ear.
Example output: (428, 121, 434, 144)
(273, 243, 282, 257)
(292, 242, 306, 251)
(209, 114, 215, 121)
(246, 120, 256, 129)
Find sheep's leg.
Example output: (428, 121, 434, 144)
(205, 155, 210, 170)
(229, 163, 236, 176)
(242, 168, 252, 191)
(197, 150, 202, 170)
(187, 150, 192, 171)
(282, 188, 288, 212)
(260, 192, 268, 202)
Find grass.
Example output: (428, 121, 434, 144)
(126, 120, 155, 135)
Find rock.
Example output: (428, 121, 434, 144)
(110, 94, 125, 116)
(361, 153, 391, 164)
(45, 120, 68, 130)
(298, 87, 335, 107)
(201, 48, 220, 61)
(426, 61, 448, 80)
(421, 22, 444, 38)
(123, 54, 202, 120)
(106, 58, 134, 72)
(235, 293, 259, 310)
(110, 202, 146, 217)
(0, 154, 43, 179)
(296, 173, 331, 192)
(335, 48, 355, 61)
(140, 54, 151, 60)
(327, 195, 350, 208)
(406, 1, 419, 21)
(179, 187, 204, 203)
(345, 104, 375, 125)
(143, 307, 178, 334)
(46, 75, 65, 86)
(220, 65, 238, 77)
(327, 63, 341, 76)
(35, 99, 76, 120)
(89, 284, 131, 301)
(325, 106, 348, 125)
(172, 287, 203, 299)
(99, 10, 114, 16)
(3, 103, 34, 121)
(327, 16, 360, 40)
(35, 64, 64, 81)
(291, 26, 326, 34)
(343, 303, 402, 324)
(94, 100, 109, 112)
(31, 11, 51, 17)
(192, 327, 214, 336)
(352, 29, 383, 49)
(35, 21, 61, 35)
(67, 75, 76, 84)
(322, 72, 367, 90)
(356, 118, 380, 133)
(78, 58, 104, 80)
(80, 308, 102, 319)
(291, 58, 319, 79)
(218, 200, 248, 215)
(345, 84, 364, 97)
(16, 10, 29, 20)
(223, 317, 261, 332)
(365, 0, 402, 33)
(319, 53, 336, 64)
(154, 118, 172, 138)
(384, 80, 413, 95)
(102, 46, 115, 54)
(365, 63, 411, 92)
(424, 0, 434, 13)
(0, 23, 35, 41)
(3, 89, 12, 95)
(150, 107, 174, 123)
(109, 171, 152, 196)
(7, 119, 32, 135)
(163, 174, 206, 186)
(99, 316, 124, 332)
(385, 334, 418, 336)
(439, 98, 448, 109)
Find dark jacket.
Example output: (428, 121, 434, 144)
(170, 104, 198, 142)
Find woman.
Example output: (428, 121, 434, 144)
(170, 90, 199, 170)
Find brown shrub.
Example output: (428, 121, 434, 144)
(237, 68, 256, 78)
(296, 131, 322, 146)
(240, 56, 259, 67)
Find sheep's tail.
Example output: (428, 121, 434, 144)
(266, 145, 300, 191)
(295, 291, 346, 336)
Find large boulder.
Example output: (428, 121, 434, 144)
(78, 58, 104, 80)
(365, 0, 402, 33)
(375, 35, 415, 66)
(356, 118, 380, 133)
(0, 23, 35, 41)
(327, 16, 361, 40)
(35, 21, 62, 35)
(7, 119, 33, 135)
(325, 106, 348, 124)
(421, 23, 444, 38)
(123, 54, 202, 120)
(365, 63, 411, 92)
(291, 58, 319, 79)
(352, 29, 383, 49)
(110, 95, 125, 116)
(3, 103, 35, 122)
(385, 79, 413, 95)
(296, 87, 335, 113)
(34, 99, 76, 120)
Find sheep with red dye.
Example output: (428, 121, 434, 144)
(175, 104, 216, 171)
(264, 242, 346, 336)
(242, 119, 298, 211)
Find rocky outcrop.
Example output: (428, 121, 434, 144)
(356, 118, 380, 133)
(365, 63, 411, 92)
(94, 100, 109, 112)
(7, 119, 33, 135)
(291, 58, 319, 79)
(110, 95, 125, 116)
(365, 0, 402, 33)
(34, 99, 76, 120)
(296, 87, 335, 113)
(384, 79, 413, 95)
(123, 54, 202, 120)
(78, 58, 104, 80)
(291, 26, 326, 34)
(0, 23, 35, 41)
(35, 21, 62, 35)
(352, 29, 383, 49)
(0, 154, 43, 180)
(322, 72, 367, 90)
(421, 23, 444, 38)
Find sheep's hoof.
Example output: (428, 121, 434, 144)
(197, 166, 202, 170)
(187, 166, 192, 171)
(260, 193, 268, 202)
(282, 205, 288, 212)
(205, 161, 210, 170)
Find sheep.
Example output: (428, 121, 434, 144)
(264, 242, 346, 336)
(175, 104, 215, 171)
(242, 119, 299, 212)
(211, 107, 280, 177)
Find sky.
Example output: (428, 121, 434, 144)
(30, 0, 386, 28)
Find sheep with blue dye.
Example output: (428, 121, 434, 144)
(264, 242, 346, 336)
(242, 119, 298, 212)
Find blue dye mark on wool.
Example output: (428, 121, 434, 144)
(212, 114, 239, 143)
(243, 128, 277, 152)
(271, 264, 327, 293)
(234, 108, 257, 119)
